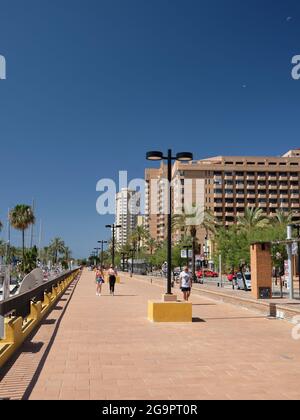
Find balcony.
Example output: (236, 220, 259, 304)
(225, 202, 234, 208)
(268, 174, 277, 181)
(258, 202, 267, 208)
(269, 203, 278, 208)
(225, 211, 234, 217)
(257, 175, 266, 181)
(214, 211, 223, 217)
(291, 193, 300, 199)
(247, 193, 256, 198)
(225, 193, 234, 199)
(290, 174, 299, 181)
(279, 175, 288, 181)
(279, 185, 289, 190)
(246, 175, 255, 181)
(236, 176, 244, 181)
(257, 185, 266, 190)
(236, 211, 245, 217)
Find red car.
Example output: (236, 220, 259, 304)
(196, 270, 218, 278)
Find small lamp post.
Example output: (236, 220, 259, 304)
(98, 240, 108, 267)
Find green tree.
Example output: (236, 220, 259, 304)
(9, 204, 35, 263)
(237, 208, 269, 232)
(49, 237, 66, 264)
(23, 246, 38, 274)
(130, 226, 148, 256)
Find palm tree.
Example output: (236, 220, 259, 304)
(9, 204, 35, 262)
(272, 209, 295, 227)
(49, 237, 65, 264)
(63, 246, 72, 262)
(237, 208, 269, 232)
(130, 225, 148, 256)
(145, 236, 158, 272)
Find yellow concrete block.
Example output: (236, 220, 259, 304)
(148, 301, 192, 323)
(2, 317, 23, 344)
(29, 301, 42, 321)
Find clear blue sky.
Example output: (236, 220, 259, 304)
(0, 0, 300, 258)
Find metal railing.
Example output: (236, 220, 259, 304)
(0, 268, 80, 319)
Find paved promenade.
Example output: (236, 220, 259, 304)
(1, 268, 300, 400)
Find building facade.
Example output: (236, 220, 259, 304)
(145, 149, 300, 251)
(115, 188, 138, 248)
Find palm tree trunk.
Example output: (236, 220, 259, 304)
(22, 229, 25, 262)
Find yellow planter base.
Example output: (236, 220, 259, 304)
(148, 300, 192, 323)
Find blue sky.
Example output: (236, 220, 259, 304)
(0, 0, 300, 258)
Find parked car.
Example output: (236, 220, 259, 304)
(196, 270, 218, 279)
(236, 272, 251, 291)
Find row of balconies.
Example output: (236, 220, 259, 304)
(214, 203, 300, 216)
(216, 174, 298, 181)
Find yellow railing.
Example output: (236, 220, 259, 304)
(0, 269, 80, 369)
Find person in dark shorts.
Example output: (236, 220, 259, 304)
(179, 266, 192, 301)
(107, 265, 117, 296)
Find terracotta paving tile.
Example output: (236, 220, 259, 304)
(2, 268, 300, 400)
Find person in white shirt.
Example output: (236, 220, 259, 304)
(179, 266, 192, 301)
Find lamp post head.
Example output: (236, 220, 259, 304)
(176, 152, 193, 162)
(146, 151, 164, 161)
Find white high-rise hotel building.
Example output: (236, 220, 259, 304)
(115, 188, 138, 247)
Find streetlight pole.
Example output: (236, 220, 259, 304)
(146, 150, 193, 296)
(130, 248, 136, 277)
(98, 240, 108, 267)
(106, 224, 121, 268)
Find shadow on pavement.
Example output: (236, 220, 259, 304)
(192, 317, 206, 323)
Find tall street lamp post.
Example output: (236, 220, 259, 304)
(94, 248, 101, 265)
(146, 150, 193, 296)
(105, 224, 121, 268)
(98, 240, 108, 267)
(129, 247, 136, 277)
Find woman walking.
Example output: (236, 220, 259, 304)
(107, 265, 117, 296)
(179, 266, 192, 301)
(95, 267, 105, 296)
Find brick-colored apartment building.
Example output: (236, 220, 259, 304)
(144, 149, 300, 248)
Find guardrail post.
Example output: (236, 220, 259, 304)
(0, 315, 4, 339)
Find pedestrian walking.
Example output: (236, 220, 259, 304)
(108, 265, 118, 296)
(95, 266, 105, 296)
(179, 266, 192, 301)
